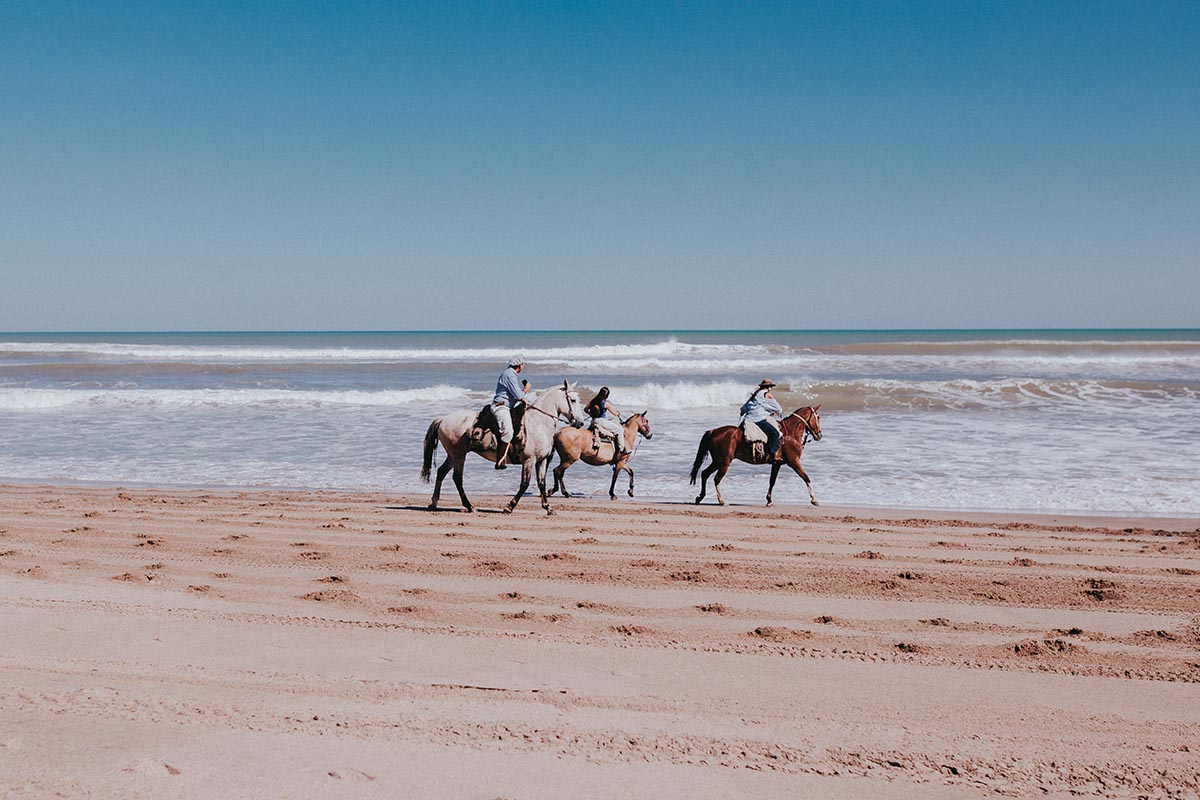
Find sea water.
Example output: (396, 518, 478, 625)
(1, 330, 1197, 516)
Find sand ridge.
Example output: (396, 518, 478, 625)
(1, 483, 1198, 798)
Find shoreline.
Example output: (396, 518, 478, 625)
(2, 481, 1198, 797)
(4, 479, 1198, 525)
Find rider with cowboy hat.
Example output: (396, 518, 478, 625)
(741, 378, 785, 462)
(492, 354, 531, 469)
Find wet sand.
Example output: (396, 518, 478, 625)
(1, 483, 1198, 798)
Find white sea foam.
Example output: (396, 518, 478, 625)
(0, 385, 474, 410)
(0, 339, 770, 364)
(573, 377, 1199, 412)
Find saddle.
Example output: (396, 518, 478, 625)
(738, 418, 773, 465)
(470, 402, 526, 462)
(589, 422, 624, 463)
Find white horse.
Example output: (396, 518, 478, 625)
(421, 380, 585, 514)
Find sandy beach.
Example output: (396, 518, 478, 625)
(1, 483, 1198, 798)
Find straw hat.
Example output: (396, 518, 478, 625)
(757, 378, 777, 389)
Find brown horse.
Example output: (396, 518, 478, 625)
(551, 412, 652, 500)
(689, 406, 822, 507)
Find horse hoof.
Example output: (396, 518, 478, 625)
(463, 506, 475, 513)
(811, 499, 820, 507)
(427, 504, 437, 511)
(694, 497, 702, 505)
(765, 501, 773, 507)
(502, 506, 513, 514)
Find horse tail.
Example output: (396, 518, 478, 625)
(420, 419, 442, 482)
(689, 430, 712, 485)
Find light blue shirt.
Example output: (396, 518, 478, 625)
(741, 392, 783, 423)
(493, 367, 525, 406)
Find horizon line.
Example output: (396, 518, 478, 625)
(3, 327, 1200, 336)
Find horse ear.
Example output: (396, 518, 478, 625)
(814, 404, 821, 411)
(642, 410, 648, 416)
(563, 379, 570, 391)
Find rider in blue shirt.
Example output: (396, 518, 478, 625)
(741, 378, 784, 461)
(492, 354, 530, 469)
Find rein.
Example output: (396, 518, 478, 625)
(525, 391, 580, 424)
(786, 408, 817, 448)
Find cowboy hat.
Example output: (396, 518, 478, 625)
(757, 378, 776, 389)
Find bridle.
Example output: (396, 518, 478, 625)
(786, 407, 820, 448)
(525, 386, 583, 425)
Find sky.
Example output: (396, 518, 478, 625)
(1, 1, 1197, 331)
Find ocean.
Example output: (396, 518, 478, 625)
(1, 330, 1197, 517)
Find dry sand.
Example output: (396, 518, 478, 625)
(1, 482, 1198, 798)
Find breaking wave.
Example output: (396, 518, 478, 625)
(0, 385, 473, 410)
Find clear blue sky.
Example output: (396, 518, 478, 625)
(2, 1, 1196, 331)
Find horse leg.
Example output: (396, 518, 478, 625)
(713, 466, 729, 506)
(451, 457, 473, 512)
(792, 461, 819, 506)
(626, 466, 635, 498)
(536, 457, 554, 515)
(553, 455, 577, 498)
(429, 457, 453, 510)
(766, 461, 782, 507)
(695, 461, 717, 504)
(505, 460, 533, 513)
(608, 465, 620, 500)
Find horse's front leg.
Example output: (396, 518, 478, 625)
(451, 457, 473, 512)
(792, 460, 819, 506)
(766, 461, 782, 507)
(552, 456, 576, 498)
(608, 465, 621, 500)
(505, 459, 533, 513)
(536, 457, 554, 515)
(626, 466, 635, 498)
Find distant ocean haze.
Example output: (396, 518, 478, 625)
(1, 330, 1197, 516)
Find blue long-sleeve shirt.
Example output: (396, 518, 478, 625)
(741, 393, 782, 423)
(493, 367, 525, 407)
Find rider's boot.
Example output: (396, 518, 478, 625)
(495, 443, 510, 470)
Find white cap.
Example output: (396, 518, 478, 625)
(508, 354, 526, 367)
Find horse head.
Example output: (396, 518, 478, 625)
(560, 380, 586, 426)
(635, 410, 652, 440)
(801, 405, 822, 441)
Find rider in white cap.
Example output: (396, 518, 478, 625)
(491, 354, 530, 469)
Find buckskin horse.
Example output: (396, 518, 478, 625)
(689, 406, 822, 507)
(421, 380, 586, 514)
(551, 412, 652, 500)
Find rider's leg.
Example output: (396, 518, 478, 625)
(494, 404, 513, 470)
(757, 419, 782, 461)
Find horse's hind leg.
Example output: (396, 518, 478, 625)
(695, 462, 716, 504)
(766, 462, 782, 507)
(626, 466, 635, 498)
(429, 458, 453, 510)
(712, 467, 730, 506)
